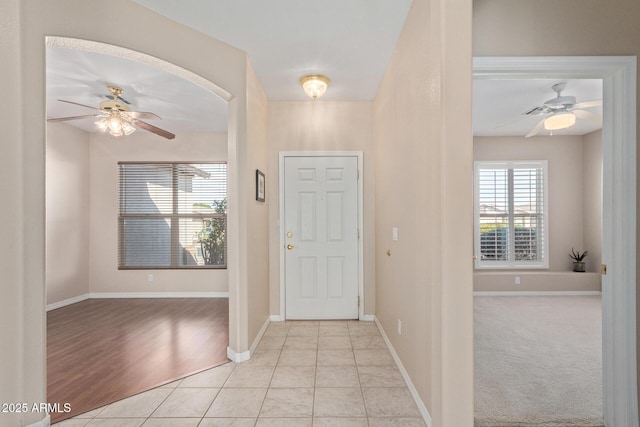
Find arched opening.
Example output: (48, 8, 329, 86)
(44, 36, 239, 422)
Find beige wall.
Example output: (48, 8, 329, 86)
(46, 126, 229, 305)
(267, 101, 376, 317)
(0, 2, 31, 425)
(474, 1, 640, 59)
(46, 123, 91, 305)
(474, 134, 604, 292)
(583, 130, 603, 273)
(374, 0, 473, 425)
(474, 136, 586, 272)
(246, 60, 270, 344)
(474, 272, 601, 293)
(88, 132, 229, 295)
(474, 0, 640, 413)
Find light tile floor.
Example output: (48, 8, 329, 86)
(55, 321, 425, 427)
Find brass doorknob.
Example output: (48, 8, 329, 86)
(286, 244, 296, 250)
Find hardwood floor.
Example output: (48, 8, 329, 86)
(47, 298, 229, 424)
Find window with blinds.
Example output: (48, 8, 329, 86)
(474, 161, 548, 269)
(118, 162, 227, 269)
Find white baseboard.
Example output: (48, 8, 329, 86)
(228, 316, 271, 363)
(374, 316, 432, 427)
(250, 317, 271, 354)
(27, 414, 50, 427)
(270, 314, 284, 321)
(89, 292, 229, 299)
(46, 294, 90, 311)
(473, 291, 602, 297)
(360, 314, 375, 322)
(227, 346, 250, 363)
(47, 292, 229, 311)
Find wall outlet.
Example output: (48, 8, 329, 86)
(392, 227, 398, 241)
(148, 274, 154, 282)
(515, 276, 520, 285)
(397, 319, 402, 335)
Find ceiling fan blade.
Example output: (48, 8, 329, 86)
(132, 119, 175, 140)
(522, 105, 546, 116)
(47, 114, 102, 122)
(116, 95, 131, 105)
(125, 111, 162, 120)
(573, 109, 603, 125)
(574, 99, 602, 109)
(525, 117, 546, 138)
(57, 99, 101, 111)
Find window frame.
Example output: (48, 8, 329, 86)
(474, 160, 549, 269)
(118, 161, 227, 270)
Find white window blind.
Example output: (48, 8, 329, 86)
(118, 162, 227, 269)
(474, 161, 548, 269)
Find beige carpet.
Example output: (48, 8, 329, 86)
(474, 295, 603, 427)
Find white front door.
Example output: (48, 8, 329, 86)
(283, 156, 359, 319)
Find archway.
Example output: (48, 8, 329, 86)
(44, 36, 240, 421)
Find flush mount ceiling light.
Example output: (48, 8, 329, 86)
(543, 111, 577, 131)
(300, 74, 330, 99)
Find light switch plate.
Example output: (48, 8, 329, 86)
(392, 227, 398, 241)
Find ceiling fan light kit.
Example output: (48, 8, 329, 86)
(95, 111, 136, 137)
(544, 111, 576, 131)
(300, 74, 330, 99)
(47, 85, 176, 139)
(523, 82, 602, 137)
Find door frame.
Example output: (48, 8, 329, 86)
(473, 56, 638, 426)
(279, 151, 364, 321)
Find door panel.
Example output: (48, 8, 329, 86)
(284, 156, 359, 319)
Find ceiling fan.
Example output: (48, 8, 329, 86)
(47, 85, 175, 139)
(522, 83, 602, 138)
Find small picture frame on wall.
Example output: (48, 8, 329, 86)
(256, 169, 265, 202)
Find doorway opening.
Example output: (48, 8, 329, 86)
(472, 56, 637, 426)
(45, 36, 233, 423)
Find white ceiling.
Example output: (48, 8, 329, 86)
(46, 0, 413, 135)
(131, 0, 414, 101)
(46, 2, 603, 137)
(46, 47, 228, 134)
(473, 78, 603, 137)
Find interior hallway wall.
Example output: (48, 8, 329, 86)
(46, 123, 91, 305)
(374, 0, 473, 424)
(267, 101, 376, 317)
(245, 59, 270, 345)
(0, 3, 26, 425)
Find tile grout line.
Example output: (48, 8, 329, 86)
(350, 322, 372, 426)
(72, 320, 422, 426)
(197, 366, 230, 425)
(312, 326, 318, 422)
